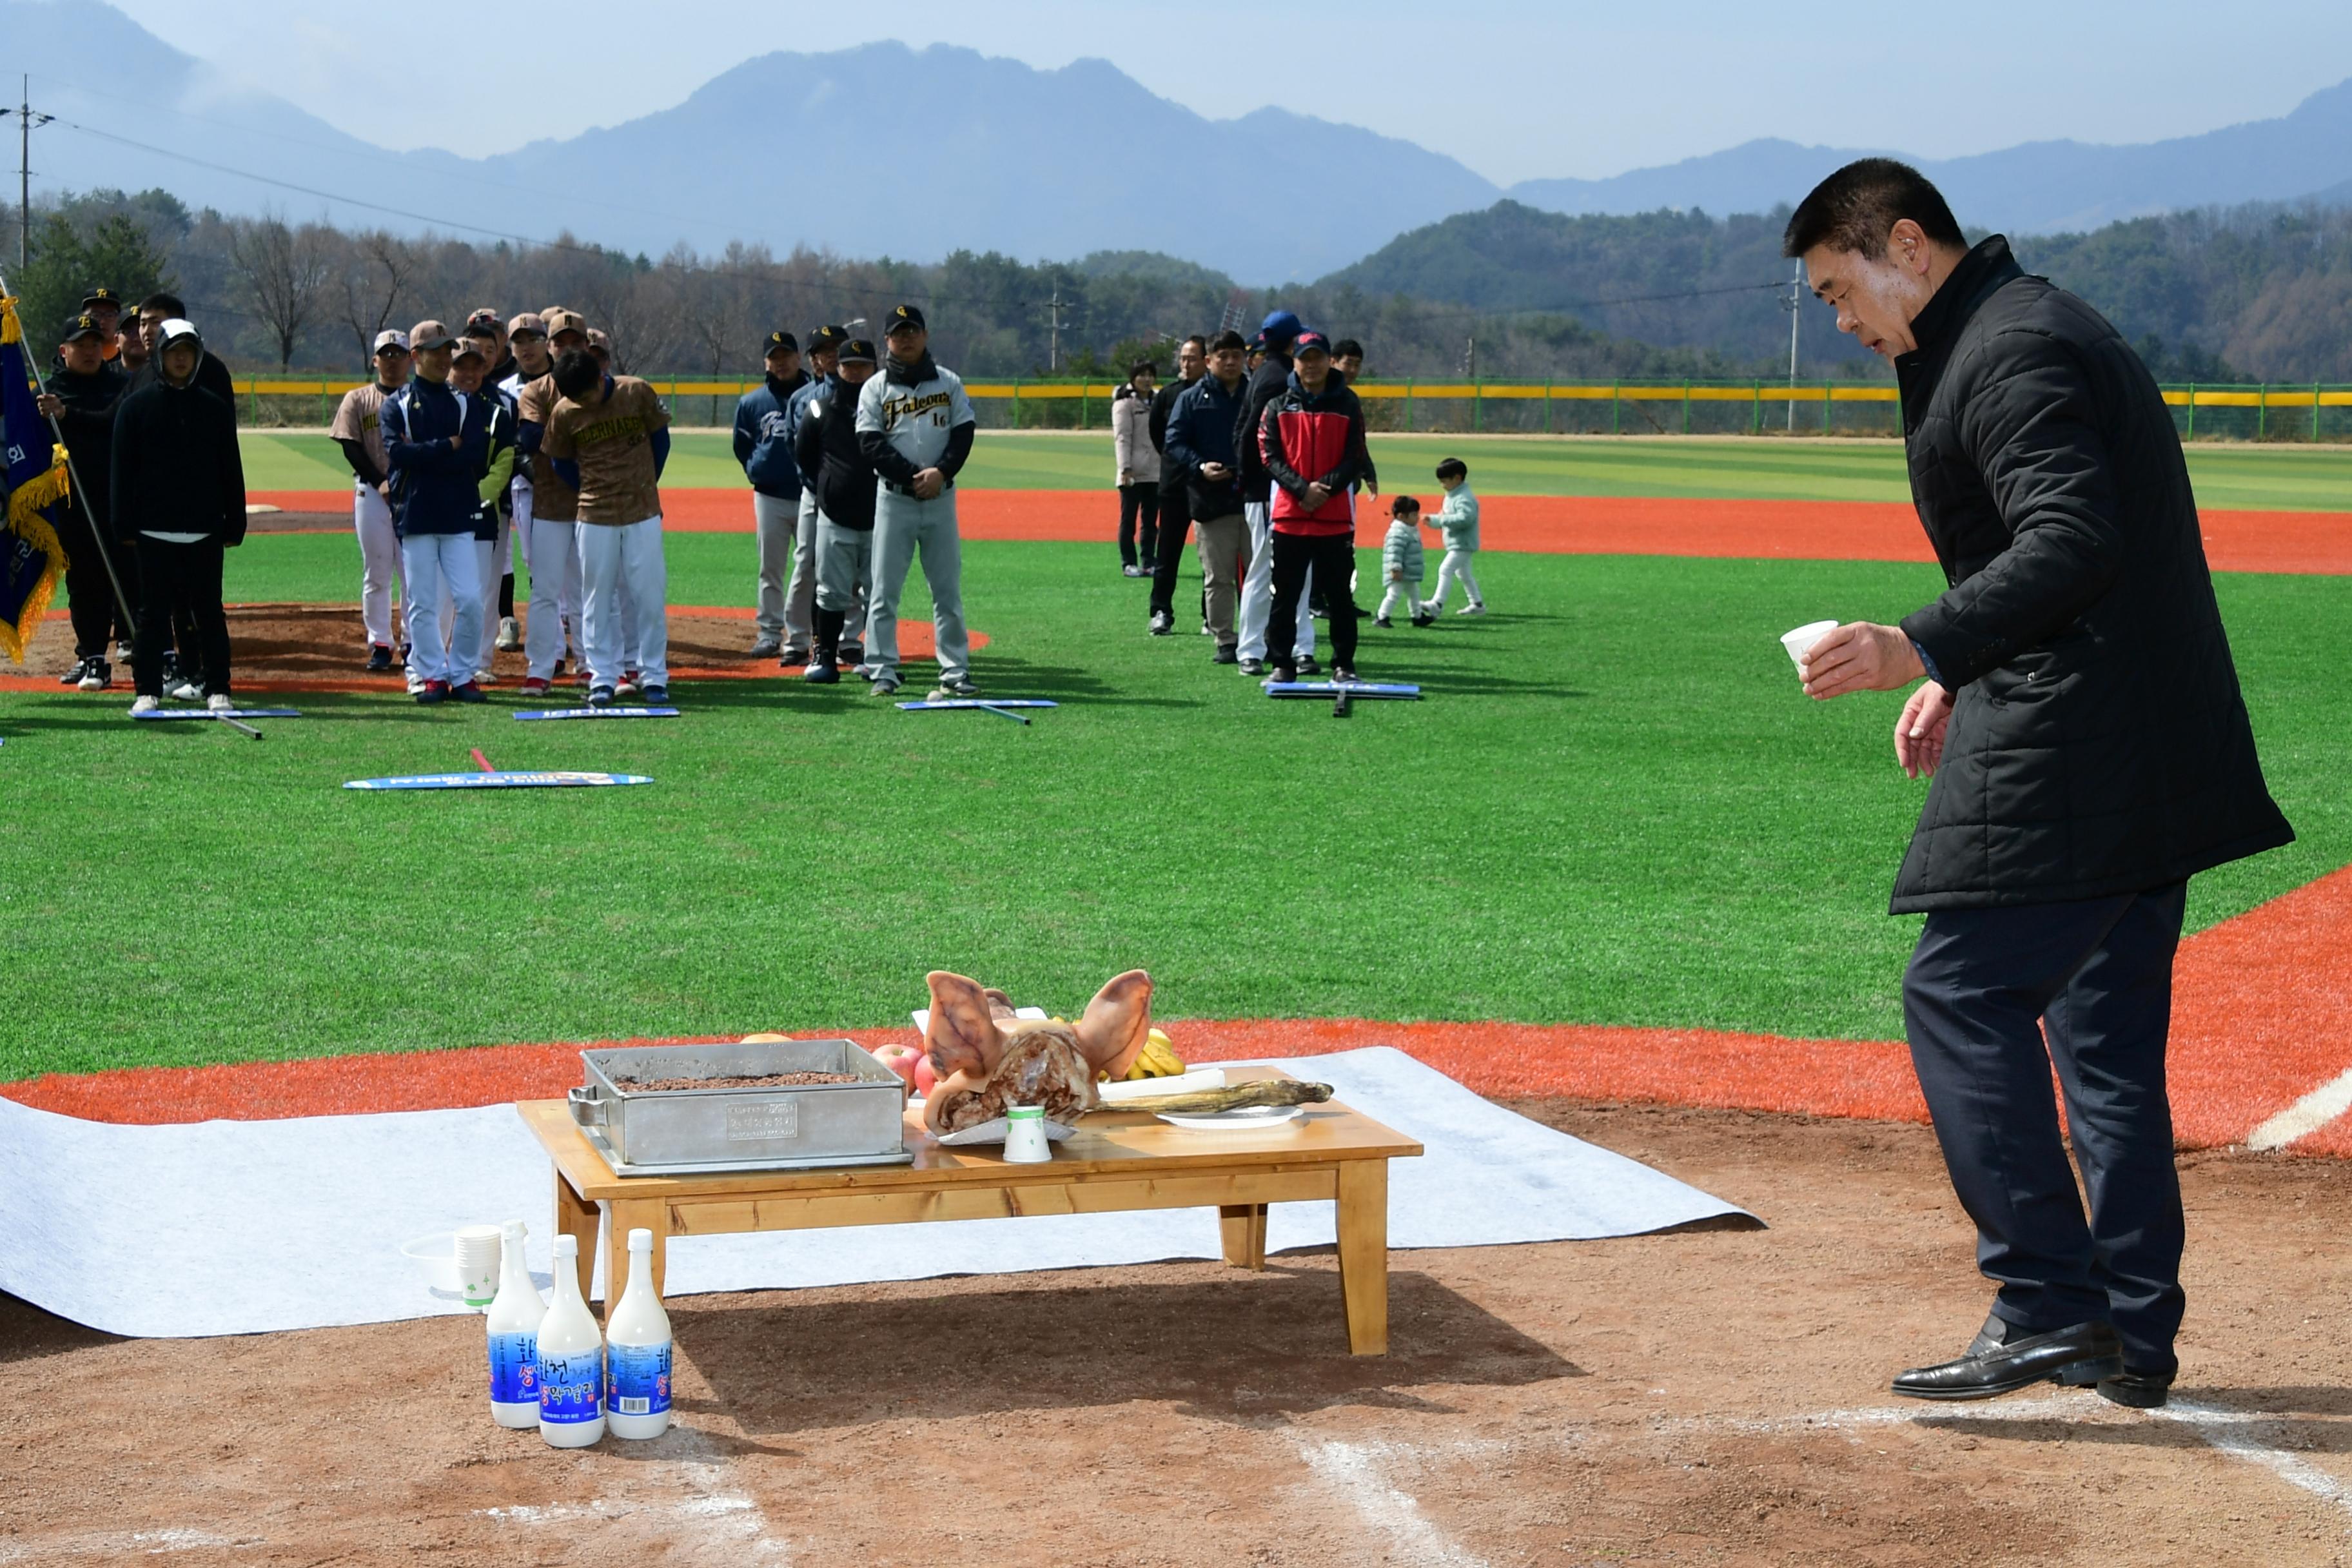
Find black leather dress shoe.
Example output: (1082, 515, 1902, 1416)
(1891, 1314, 2123, 1401)
(2097, 1367, 2175, 1409)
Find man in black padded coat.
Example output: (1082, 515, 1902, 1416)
(1785, 160, 2293, 1411)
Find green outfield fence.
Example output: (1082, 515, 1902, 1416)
(232, 377, 2352, 443)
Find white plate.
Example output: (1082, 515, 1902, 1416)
(1156, 1105, 1306, 1132)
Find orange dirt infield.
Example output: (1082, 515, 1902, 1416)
(246, 489, 2352, 573)
(0, 602, 984, 693)
(10, 863, 2349, 1152)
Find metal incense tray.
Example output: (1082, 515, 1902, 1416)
(567, 1039, 913, 1177)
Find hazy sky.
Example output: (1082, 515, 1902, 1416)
(106, 0, 2352, 186)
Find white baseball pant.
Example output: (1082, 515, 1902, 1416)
(353, 480, 402, 649)
(522, 504, 581, 681)
(578, 516, 668, 691)
(398, 531, 483, 685)
(867, 487, 970, 685)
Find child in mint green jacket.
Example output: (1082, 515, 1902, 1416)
(1375, 496, 1430, 627)
(1421, 457, 1484, 616)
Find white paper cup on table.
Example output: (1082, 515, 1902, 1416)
(1001, 1105, 1053, 1164)
(1781, 620, 1839, 672)
(454, 1224, 504, 1310)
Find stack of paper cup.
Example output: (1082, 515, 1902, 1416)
(1002, 1105, 1053, 1164)
(1781, 620, 1838, 672)
(455, 1224, 504, 1311)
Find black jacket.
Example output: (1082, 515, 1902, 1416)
(1148, 376, 1193, 497)
(1233, 351, 1293, 504)
(794, 373, 877, 531)
(1888, 235, 2292, 911)
(382, 378, 494, 537)
(47, 362, 128, 532)
(109, 378, 246, 546)
(1163, 373, 1249, 520)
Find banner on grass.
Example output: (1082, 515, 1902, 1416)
(0, 294, 69, 663)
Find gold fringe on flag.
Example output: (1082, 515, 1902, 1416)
(0, 292, 71, 662)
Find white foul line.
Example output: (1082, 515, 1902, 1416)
(2248, 1066, 2352, 1151)
(1300, 1440, 1492, 1568)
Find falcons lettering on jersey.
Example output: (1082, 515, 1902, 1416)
(879, 390, 953, 431)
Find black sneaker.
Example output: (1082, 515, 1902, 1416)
(59, 658, 87, 686)
(1271, 663, 1297, 685)
(365, 644, 394, 672)
(871, 673, 902, 696)
(1373, 615, 1393, 629)
(1331, 666, 1357, 685)
(641, 684, 669, 705)
(837, 643, 864, 671)
(1239, 657, 1264, 676)
(587, 685, 614, 707)
(1211, 645, 1239, 665)
(803, 662, 840, 685)
(1411, 614, 1435, 628)
(1149, 610, 1173, 636)
(79, 658, 113, 692)
(1295, 656, 1321, 677)
(160, 651, 181, 686)
(415, 680, 450, 706)
(932, 676, 981, 699)
(450, 680, 489, 704)
(1121, 563, 1146, 578)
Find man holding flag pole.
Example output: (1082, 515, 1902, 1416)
(0, 280, 133, 669)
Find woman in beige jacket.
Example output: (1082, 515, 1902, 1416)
(1110, 358, 1160, 576)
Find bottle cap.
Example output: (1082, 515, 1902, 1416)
(629, 1228, 653, 1250)
(553, 1234, 578, 1258)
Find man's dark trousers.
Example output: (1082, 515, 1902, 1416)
(1902, 881, 2189, 1374)
(1148, 487, 1191, 620)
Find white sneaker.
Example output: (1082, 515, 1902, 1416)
(1457, 602, 1485, 616)
(130, 694, 159, 716)
(748, 634, 783, 659)
(495, 616, 523, 652)
(207, 692, 235, 713)
(473, 669, 499, 687)
(170, 679, 203, 701)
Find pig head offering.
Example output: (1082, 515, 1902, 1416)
(919, 970, 1153, 1135)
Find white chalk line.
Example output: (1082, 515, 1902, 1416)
(1300, 1439, 1494, 1568)
(474, 1426, 790, 1560)
(2248, 1065, 2352, 1151)
(0, 1525, 258, 1560)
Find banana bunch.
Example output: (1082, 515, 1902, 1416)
(1120, 1029, 1186, 1081)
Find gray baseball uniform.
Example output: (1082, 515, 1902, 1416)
(855, 357, 977, 685)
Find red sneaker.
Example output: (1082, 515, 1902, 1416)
(451, 680, 488, 704)
(416, 680, 450, 706)
(518, 677, 551, 697)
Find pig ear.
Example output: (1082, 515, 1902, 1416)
(1075, 970, 1153, 1078)
(980, 986, 1018, 1023)
(925, 972, 1005, 1079)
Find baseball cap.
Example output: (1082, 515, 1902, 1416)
(61, 313, 106, 342)
(764, 329, 799, 354)
(542, 308, 588, 344)
(409, 318, 457, 351)
(1259, 309, 1302, 345)
(1292, 329, 1332, 357)
(885, 303, 926, 334)
(465, 308, 503, 333)
(585, 328, 612, 353)
(838, 338, 877, 364)
(155, 317, 201, 351)
(505, 311, 547, 340)
(451, 338, 487, 364)
(81, 286, 120, 311)
(372, 328, 411, 355)
(805, 324, 848, 354)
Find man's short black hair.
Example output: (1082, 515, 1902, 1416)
(1209, 329, 1247, 354)
(139, 291, 186, 316)
(1782, 158, 1966, 260)
(1181, 333, 1208, 351)
(552, 348, 602, 400)
(1435, 457, 1468, 482)
(1331, 338, 1364, 360)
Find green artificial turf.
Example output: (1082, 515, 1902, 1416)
(5, 534, 2344, 1081)
(237, 429, 2352, 509)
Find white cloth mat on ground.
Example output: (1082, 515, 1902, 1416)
(0, 1047, 1754, 1338)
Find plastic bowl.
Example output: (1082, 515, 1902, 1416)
(400, 1233, 464, 1295)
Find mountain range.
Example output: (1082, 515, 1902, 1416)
(10, 1, 2352, 282)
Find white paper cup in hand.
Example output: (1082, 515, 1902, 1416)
(1781, 620, 1839, 673)
(455, 1224, 503, 1310)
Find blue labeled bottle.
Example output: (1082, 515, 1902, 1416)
(536, 1233, 605, 1447)
(604, 1228, 672, 1440)
(485, 1219, 545, 1429)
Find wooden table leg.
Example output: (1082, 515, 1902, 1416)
(1333, 1160, 1389, 1355)
(553, 1167, 598, 1305)
(606, 1198, 665, 1315)
(1219, 1204, 1268, 1270)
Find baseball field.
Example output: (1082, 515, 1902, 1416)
(11, 433, 2352, 1565)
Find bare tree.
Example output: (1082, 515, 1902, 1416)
(226, 211, 333, 369)
(337, 230, 417, 368)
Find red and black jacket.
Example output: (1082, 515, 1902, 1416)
(1257, 374, 1369, 535)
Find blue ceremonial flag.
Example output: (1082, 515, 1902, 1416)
(0, 292, 70, 663)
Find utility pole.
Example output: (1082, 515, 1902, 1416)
(17, 77, 52, 271)
(1045, 286, 1069, 375)
(1464, 335, 1476, 380)
(1785, 259, 1802, 433)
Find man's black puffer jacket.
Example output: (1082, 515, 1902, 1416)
(1889, 235, 2292, 912)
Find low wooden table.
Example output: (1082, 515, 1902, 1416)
(516, 1067, 1422, 1354)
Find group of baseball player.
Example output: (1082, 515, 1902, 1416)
(329, 306, 677, 707)
(1112, 310, 1485, 687)
(730, 303, 979, 698)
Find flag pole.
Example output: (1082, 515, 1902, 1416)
(0, 269, 139, 632)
